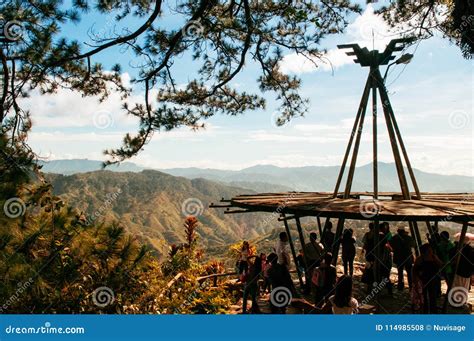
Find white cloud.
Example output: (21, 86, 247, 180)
(18, 73, 147, 130)
(279, 5, 406, 74)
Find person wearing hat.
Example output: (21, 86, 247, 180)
(389, 227, 415, 290)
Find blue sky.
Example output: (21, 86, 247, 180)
(22, 2, 473, 176)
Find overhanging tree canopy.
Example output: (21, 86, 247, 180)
(0, 0, 471, 165)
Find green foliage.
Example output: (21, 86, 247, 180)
(1, 141, 234, 314)
(188, 288, 233, 314)
(0, 0, 364, 164)
(379, 0, 473, 59)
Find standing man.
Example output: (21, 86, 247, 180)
(303, 232, 325, 294)
(322, 222, 335, 250)
(389, 227, 415, 290)
(275, 232, 291, 269)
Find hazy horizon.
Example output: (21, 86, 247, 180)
(41, 158, 474, 178)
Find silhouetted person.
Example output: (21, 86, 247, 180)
(362, 222, 375, 261)
(313, 252, 337, 307)
(341, 229, 356, 276)
(238, 241, 250, 277)
(377, 230, 393, 295)
(322, 222, 335, 250)
(413, 243, 442, 314)
(304, 232, 324, 293)
(382, 222, 393, 242)
(436, 231, 455, 283)
(389, 227, 414, 290)
(323, 275, 359, 314)
(275, 232, 290, 269)
(242, 255, 262, 314)
(267, 252, 293, 314)
(451, 240, 474, 307)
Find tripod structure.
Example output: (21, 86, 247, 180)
(211, 38, 472, 310)
(328, 38, 429, 277)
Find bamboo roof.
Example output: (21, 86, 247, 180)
(213, 192, 474, 223)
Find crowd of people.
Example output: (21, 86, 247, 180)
(238, 230, 359, 314)
(235, 222, 473, 315)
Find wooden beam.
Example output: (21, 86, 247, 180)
(333, 76, 372, 197)
(317, 216, 323, 237)
(412, 221, 422, 256)
(278, 215, 297, 221)
(294, 216, 309, 282)
(331, 218, 345, 265)
(386, 99, 422, 199)
(282, 214, 304, 289)
(343, 82, 370, 198)
(209, 203, 233, 208)
(373, 220, 380, 283)
(375, 68, 411, 199)
(223, 209, 251, 214)
(371, 70, 378, 199)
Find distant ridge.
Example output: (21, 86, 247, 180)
(38, 159, 145, 175)
(40, 159, 474, 193)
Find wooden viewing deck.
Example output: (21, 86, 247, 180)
(212, 192, 474, 223)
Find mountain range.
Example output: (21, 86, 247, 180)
(41, 159, 474, 193)
(46, 170, 273, 258)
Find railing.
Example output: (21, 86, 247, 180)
(197, 272, 237, 287)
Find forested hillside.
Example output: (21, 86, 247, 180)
(47, 170, 274, 258)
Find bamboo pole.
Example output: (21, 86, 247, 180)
(373, 220, 380, 283)
(343, 84, 370, 198)
(374, 68, 410, 199)
(295, 216, 309, 281)
(412, 221, 422, 256)
(385, 97, 422, 199)
(317, 216, 323, 237)
(331, 218, 345, 265)
(333, 76, 372, 197)
(371, 70, 378, 199)
(282, 214, 304, 288)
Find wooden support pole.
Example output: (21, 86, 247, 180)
(333, 76, 372, 197)
(425, 221, 438, 246)
(343, 86, 370, 198)
(442, 222, 468, 313)
(317, 216, 323, 237)
(295, 216, 309, 280)
(408, 221, 420, 257)
(322, 217, 331, 240)
(371, 69, 378, 199)
(374, 68, 410, 199)
(282, 215, 304, 289)
(373, 220, 380, 283)
(412, 221, 422, 256)
(384, 97, 422, 199)
(331, 218, 345, 265)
